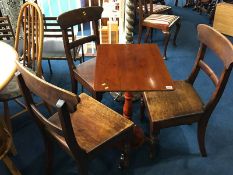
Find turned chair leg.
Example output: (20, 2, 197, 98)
(162, 30, 171, 60)
(3, 102, 17, 155)
(173, 21, 181, 46)
(2, 155, 21, 175)
(197, 119, 208, 157)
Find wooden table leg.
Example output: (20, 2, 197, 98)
(123, 92, 144, 147)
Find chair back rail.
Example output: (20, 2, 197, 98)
(188, 24, 233, 116)
(0, 16, 15, 40)
(57, 6, 103, 85)
(15, 2, 44, 77)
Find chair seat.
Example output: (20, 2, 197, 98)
(49, 93, 133, 154)
(42, 39, 67, 58)
(0, 67, 35, 101)
(139, 4, 172, 14)
(143, 80, 204, 124)
(143, 14, 180, 30)
(74, 58, 96, 91)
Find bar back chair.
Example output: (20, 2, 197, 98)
(141, 24, 233, 158)
(138, 0, 181, 59)
(43, 16, 81, 74)
(57, 6, 104, 101)
(0, 16, 15, 42)
(0, 2, 44, 153)
(16, 60, 133, 175)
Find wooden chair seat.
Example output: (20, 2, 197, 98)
(143, 81, 204, 124)
(74, 58, 96, 93)
(143, 14, 180, 30)
(48, 93, 133, 154)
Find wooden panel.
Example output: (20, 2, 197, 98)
(213, 3, 233, 37)
(94, 44, 174, 92)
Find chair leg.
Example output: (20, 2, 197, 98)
(197, 119, 208, 157)
(93, 92, 103, 102)
(3, 101, 17, 155)
(119, 142, 130, 169)
(43, 134, 53, 175)
(71, 79, 77, 94)
(149, 124, 159, 159)
(173, 21, 181, 46)
(140, 96, 145, 121)
(144, 27, 152, 43)
(138, 24, 143, 43)
(2, 155, 21, 175)
(162, 30, 171, 60)
(48, 60, 53, 74)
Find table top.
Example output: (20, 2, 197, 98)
(94, 44, 174, 92)
(0, 41, 18, 91)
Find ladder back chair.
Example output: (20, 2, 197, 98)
(0, 2, 44, 154)
(57, 6, 104, 101)
(141, 24, 233, 158)
(43, 16, 81, 74)
(16, 60, 134, 175)
(138, 0, 181, 59)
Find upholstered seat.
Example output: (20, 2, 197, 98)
(49, 93, 133, 154)
(141, 4, 172, 14)
(144, 81, 204, 124)
(143, 14, 180, 30)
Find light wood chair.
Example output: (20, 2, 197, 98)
(138, 0, 181, 59)
(0, 120, 21, 175)
(57, 6, 104, 101)
(141, 24, 233, 158)
(0, 2, 44, 154)
(16, 60, 134, 175)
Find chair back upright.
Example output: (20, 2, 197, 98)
(0, 16, 15, 41)
(16, 61, 83, 154)
(57, 6, 103, 76)
(187, 24, 233, 119)
(15, 2, 44, 77)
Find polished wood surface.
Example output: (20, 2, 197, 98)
(94, 44, 174, 92)
(16, 61, 133, 175)
(0, 41, 17, 91)
(142, 24, 233, 158)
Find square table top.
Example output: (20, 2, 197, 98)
(94, 44, 174, 92)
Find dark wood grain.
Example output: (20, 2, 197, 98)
(142, 24, 233, 159)
(94, 44, 174, 92)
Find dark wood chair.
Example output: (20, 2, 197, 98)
(16, 59, 134, 175)
(57, 6, 104, 101)
(0, 119, 21, 175)
(0, 2, 44, 154)
(43, 16, 82, 74)
(138, 0, 181, 59)
(141, 24, 233, 158)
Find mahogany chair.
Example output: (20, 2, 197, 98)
(0, 2, 44, 153)
(141, 24, 233, 158)
(138, 0, 181, 59)
(16, 60, 134, 175)
(57, 6, 104, 101)
(42, 16, 82, 74)
(0, 120, 21, 175)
